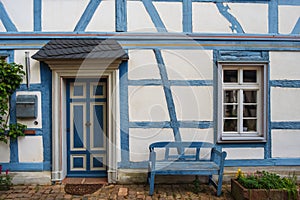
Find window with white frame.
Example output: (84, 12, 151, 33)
(218, 64, 267, 142)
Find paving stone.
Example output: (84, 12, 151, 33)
(145, 196, 152, 200)
(137, 194, 145, 199)
(118, 187, 128, 196)
(0, 183, 241, 200)
(63, 194, 72, 199)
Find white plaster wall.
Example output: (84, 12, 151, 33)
(193, 3, 231, 33)
(272, 130, 300, 158)
(270, 52, 300, 80)
(161, 50, 213, 80)
(180, 128, 214, 159)
(0, 20, 5, 32)
(16, 91, 42, 129)
(153, 2, 182, 32)
(129, 128, 174, 161)
(180, 128, 214, 143)
(228, 3, 268, 34)
(128, 50, 160, 80)
(15, 50, 40, 84)
(86, 0, 115, 32)
(42, 0, 89, 31)
(279, 6, 300, 34)
(223, 148, 264, 159)
(1, 0, 33, 31)
(172, 86, 213, 121)
(0, 140, 10, 162)
(271, 88, 300, 121)
(18, 136, 43, 162)
(128, 86, 169, 121)
(127, 1, 156, 32)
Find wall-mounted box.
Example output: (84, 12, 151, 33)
(16, 95, 38, 119)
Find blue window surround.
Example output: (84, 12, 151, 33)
(213, 50, 270, 152)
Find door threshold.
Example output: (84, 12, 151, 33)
(62, 177, 108, 185)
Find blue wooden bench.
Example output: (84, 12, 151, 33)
(147, 142, 227, 196)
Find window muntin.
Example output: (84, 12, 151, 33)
(219, 65, 266, 142)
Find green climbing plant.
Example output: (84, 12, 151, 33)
(0, 59, 27, 144)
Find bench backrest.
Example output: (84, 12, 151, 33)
(149, 141, 215, 161)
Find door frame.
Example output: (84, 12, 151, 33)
(47, 59, 121, 183)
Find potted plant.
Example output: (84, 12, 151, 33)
(0, 165, 12, 190)
(231, 169, 299, 200)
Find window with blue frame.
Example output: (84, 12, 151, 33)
(218, 64, 267, 143)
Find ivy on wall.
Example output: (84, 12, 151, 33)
(0, 60, 26, 143)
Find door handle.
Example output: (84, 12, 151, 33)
(85, 122, 91, 126)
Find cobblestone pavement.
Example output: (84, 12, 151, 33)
(0, 183, 233, 200)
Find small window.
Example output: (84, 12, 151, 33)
(218, 64, 267, 142)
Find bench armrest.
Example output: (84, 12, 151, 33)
(211, 148, 227, 166)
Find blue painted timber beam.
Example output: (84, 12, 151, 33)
(271, 121, 300, 129)
(216, 3, 244, 33)
(291, 18, 300, 34)
(268, 0, 278, 34)
(142, 0, 167, 32)
(119, 61, 130, 163)
(0, 1, 18, 32)
(74, 0, 102, 32)
(278, 0, 300, 6)
(183, 0, 192, 32)
(129, 121, 213, 129)
(116, 0, 127, 31)
(34, 0, 42, 31)
(270, 80, 300, 88)
(154, 49, 181, 142)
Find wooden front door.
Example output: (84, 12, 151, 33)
(66, 78, 107, 177)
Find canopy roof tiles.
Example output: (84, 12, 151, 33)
(32, 39, 129, 61)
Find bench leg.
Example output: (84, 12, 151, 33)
(208, 175, 213, 185)
(149, 172, 155, 195)
(216, 173, 224, 196)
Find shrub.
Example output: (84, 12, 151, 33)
(0, 60, 26, 143)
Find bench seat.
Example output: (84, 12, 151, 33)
(151, 161, 220, 175)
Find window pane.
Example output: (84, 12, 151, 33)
(243, 91, 257, 103)
(243, 105, 257, 117)
(224, 90, 238, 103)
(224, 70, 238, 83)
(224, 105, 238, 117)
(243, 70, 256, 83)
(223, 119, 237, 132)
(243, 119, 257, 132)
